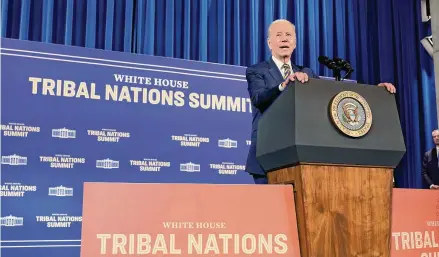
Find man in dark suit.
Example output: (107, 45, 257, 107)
(422, 129, 439, 189)
(245, 19, 397, 184)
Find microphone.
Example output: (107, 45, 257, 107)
(333, 57, 354, 72)
(318, 55, 354, 81)
(318, 56, 338, 70)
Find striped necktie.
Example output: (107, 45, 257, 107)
(281, 63, 291, 79)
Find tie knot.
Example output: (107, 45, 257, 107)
(281, 63, 290, 70)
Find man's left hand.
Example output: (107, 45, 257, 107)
(294, 72, 309, 83)
(378, 82, 396, 94)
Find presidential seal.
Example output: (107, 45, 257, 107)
(329, 91, 372, 138)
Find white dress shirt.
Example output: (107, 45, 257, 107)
(272, 56, 293, 91)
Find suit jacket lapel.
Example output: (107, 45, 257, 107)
(267, 58, 284, 86)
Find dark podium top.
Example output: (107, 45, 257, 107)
(256, 78, 406, 172)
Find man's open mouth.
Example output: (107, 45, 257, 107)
(280, 46, 289, 49)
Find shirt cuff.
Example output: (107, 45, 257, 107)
(431, 184, 435, 189)
(278, 83, 285, 91)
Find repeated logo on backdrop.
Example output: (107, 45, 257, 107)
(1, 127, 249, 173)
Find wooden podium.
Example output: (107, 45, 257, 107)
(256, 79, 406, 257)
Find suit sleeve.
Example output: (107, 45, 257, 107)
(246, 67, 282, 109)
(422, 152, 433, 186)
(302, 67, 320, 79)
(311, 69, 320, 79)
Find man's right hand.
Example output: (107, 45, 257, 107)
(281, 75, 293, 89)
(431, 184, 439, 189)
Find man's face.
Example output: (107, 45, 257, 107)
(433, 131, 439, 145)
(267, 22, 296, 60)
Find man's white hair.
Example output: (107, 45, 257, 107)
(267, 19, 295, 37)
(432, 129, 439, 135)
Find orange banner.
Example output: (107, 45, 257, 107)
(391, 189, 439, 257)
(80, 183, 301, 257)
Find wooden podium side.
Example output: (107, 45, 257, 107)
(268, 164, 393, 257)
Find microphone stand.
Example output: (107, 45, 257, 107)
(341, 69, 353, 81)
(334, 67, 342, 82)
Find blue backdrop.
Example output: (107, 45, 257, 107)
(1, 37, 254, 256)
(2, 0, 435, 189)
